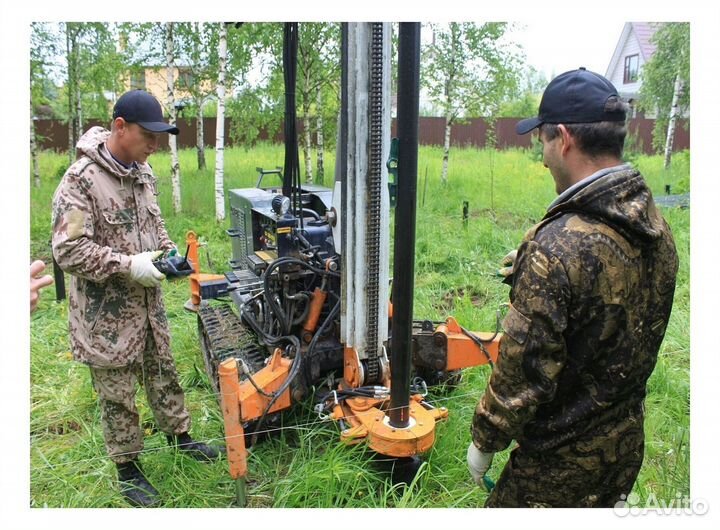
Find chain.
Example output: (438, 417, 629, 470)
(363, 22, 387, 384)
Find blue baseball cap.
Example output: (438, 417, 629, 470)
(112, 90, 179, 135)
(516, 68, 626, 135)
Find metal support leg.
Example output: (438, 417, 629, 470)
(218, 358, 248, 507)
(235, 476, 247, 507)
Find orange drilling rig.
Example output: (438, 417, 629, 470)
(185, 23, 500, 505)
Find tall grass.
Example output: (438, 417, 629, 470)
(30, 144, 689, 507)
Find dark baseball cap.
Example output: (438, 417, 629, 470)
(112, 90, 179, 135)
(516, 67, 626, 135)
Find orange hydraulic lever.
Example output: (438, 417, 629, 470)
(184, 231, 226, 311)
(302, 287, 327, 342)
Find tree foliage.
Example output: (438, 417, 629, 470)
(638, 22, 690, 152)
(173, 23, 222, 169)
(172, 23, 220, 113)
(63, 23, 126, 120)
(117, 22, 167, 103)
(31, 21, 536, 168)
(422, 22, 522, 124)
(225, 23, 285, 146)
(297, 22, 340, 182)
(223, 21, 340, 168)
(30, 23, 61, 115)
(421, 22, 522, 183)
(496, 66, 547, 118)
(50, 23, 127, 162)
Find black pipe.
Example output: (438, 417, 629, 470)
(282, 22, 298, 205)
(389, 23, 421, 428)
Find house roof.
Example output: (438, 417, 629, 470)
(631, 22, 659, 61)
(605, 22, 662, 79)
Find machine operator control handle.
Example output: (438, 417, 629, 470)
(255, 167, 284, 188)
(153, 255, 194, 279)
(386, 137, 399, 208)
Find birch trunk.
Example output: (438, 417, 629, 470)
(214, 22, 227, 221)
(66, 25, 76, 164)
(76, 80, 83, 136)
(440, 27, 458, 186)
(195, 22, 207, 171)
(30, 103, 40, 188)
(302, 105, 313, 183)
(196, 101, 206, 170)
(663, 74, 683, 171)
(441, 115, 452, 185)
(166, 22, 182, 213)
(315, 91, 325, 185)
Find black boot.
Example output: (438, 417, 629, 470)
(116, 460, 160, 507)
(167, 432, 221, 462)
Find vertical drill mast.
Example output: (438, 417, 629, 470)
(340, 23, 391, 385)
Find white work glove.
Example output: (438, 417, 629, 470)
(129, 250, 165, 287)
(467, 441, 494, 486)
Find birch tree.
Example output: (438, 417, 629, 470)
(60, 23, 125, 163)
(225, 23, 285, 147)
(174, 22, 221, 170)
(214, 22, 228, 221)
(65, 23, 80, 163)
(662, 74, 683, 171)
(638, 22, 690, 168)
(297, 23, 340, 184)
(30, 23, 58, 187)
(315, 90, 325, 183)
(166, 22, 182, 213)
(30, 104, 40, 187)
(422, 22, 521, 184)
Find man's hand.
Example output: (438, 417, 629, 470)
(30, 260, 54, 313)
(496, 249, 517, 279)
(129, 250, 165, 287)
(467, 442, 494, 487)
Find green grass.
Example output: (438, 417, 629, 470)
(30, 144, 689, 507)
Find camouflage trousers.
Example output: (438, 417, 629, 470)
(486, 413, 645, 508)
(89, 326, 190, 464)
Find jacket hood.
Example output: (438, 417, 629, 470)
(546, 167, 665, 245)
(75, 126, 151, 179)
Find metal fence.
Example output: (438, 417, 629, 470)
(34, 116, 689, 155)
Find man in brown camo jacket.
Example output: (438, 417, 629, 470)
(468, 69, 679, 507)
(52, 90, 220, 507)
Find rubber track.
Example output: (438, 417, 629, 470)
(198, 303, 266, 379)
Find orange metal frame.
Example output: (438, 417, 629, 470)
(330, 318, 501, 457)
(338, 344, 446, 455)
(215, 316, 501, 487)
(218, 349, 292, 481)
(188, 230, 502, 494)
(334, 392, 448, 456)
(438, 316, 500, 370)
